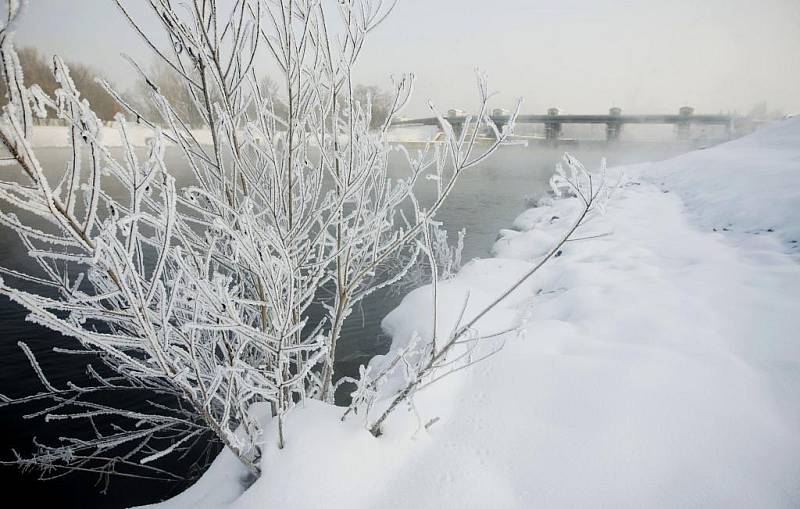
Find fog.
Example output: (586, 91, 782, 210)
(14, 0, 800, 116)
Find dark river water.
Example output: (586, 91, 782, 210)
(0, 140, 700, 508)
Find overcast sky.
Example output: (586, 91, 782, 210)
(14, 0, 800, 116)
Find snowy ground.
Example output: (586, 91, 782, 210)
(385, 125, 439, 143)
(141, 118, 800, 509)
(28, 125, 213, 148)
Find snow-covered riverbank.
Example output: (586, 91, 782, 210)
(28, 124, 439, 147)
(143, 118, 800, 509)
(27, 125, 214, 148)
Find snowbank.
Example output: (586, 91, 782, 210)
(141, 119, 800, 508)
(628, 117, 800, 249)
(31, 123, 435, 148)
(27, 125, 213, 148)
(386, 125, 439, 143)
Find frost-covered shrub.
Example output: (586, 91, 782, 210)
(0, 0, 520, 481)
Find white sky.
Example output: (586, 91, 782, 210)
(14, 0, 800, 116)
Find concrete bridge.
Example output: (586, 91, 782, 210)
(391, 107, 742, 143)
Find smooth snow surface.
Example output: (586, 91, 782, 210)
(141, 119, 800, 509)
(629, 118, 800, 249)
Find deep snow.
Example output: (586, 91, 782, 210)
(141, 118, 800, 509)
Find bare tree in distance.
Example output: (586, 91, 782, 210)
(0, 47, 57, 98)
(131, 63, 288, 129)
(131, 60, 206, 128)
(351, 84, 394, 130)
(0, 46, 121, 121)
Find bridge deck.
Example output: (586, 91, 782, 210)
(392, 114, 734, 127)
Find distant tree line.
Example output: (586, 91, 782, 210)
(1, 46, 394, 131)
(129, 61, 207, 128)
(130, 69, 394, 130)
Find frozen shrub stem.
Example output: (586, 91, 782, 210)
(0, 0, 526, 483)
(359, 155, 610, 436)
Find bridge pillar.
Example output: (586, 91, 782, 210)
(544, 107, 562, 144)
(676, 106, 694, 140)
(491, 108, 510, 136)
(606, 107, 623, 142)
(446, 108, 466, 139)
(725, 117, 734, 139)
